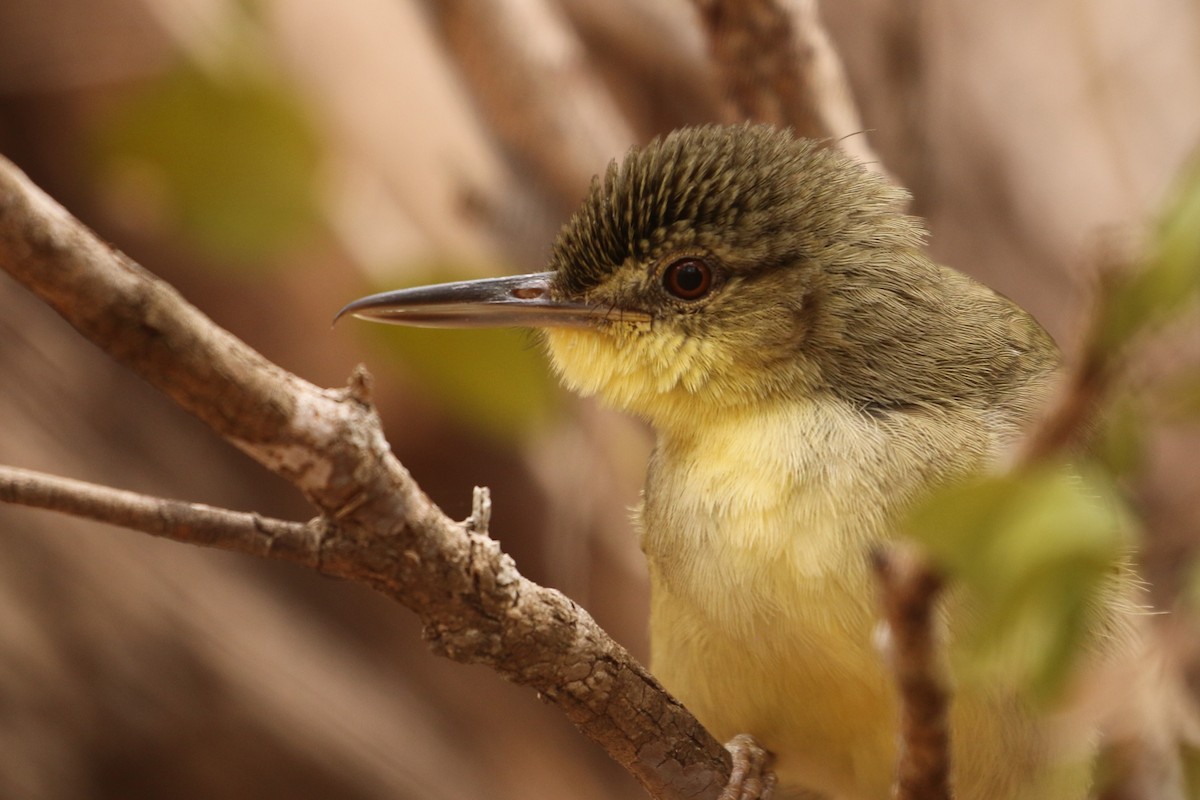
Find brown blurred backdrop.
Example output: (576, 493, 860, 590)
(1, 1, 1198, 798)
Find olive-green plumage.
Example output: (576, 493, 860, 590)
(341, 124, 1128, 799)
(548, 125, 1058, 421)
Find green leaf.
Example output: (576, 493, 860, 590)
(907, 465, 1132, 699)
(1098, 153, 1200, 349)
(94, 60, 320, 265)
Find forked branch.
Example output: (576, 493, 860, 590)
(0, 154, 733, 800)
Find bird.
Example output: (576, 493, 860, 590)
(337, 124, 1130, 799)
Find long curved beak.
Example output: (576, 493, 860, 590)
(335, 272, 647, 329)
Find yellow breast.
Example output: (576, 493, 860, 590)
(543, 326, 1082, 798)
(637, 400, 1077, 799)
(640, 400, 904, 797)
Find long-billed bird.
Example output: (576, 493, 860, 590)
(338, 125, 1131, 799)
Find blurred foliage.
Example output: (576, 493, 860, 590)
(906, 149, 1200, 702)
(1097, 151, 1200, 351)
(93, 59, 321, 266)
(1091, 395, 1145, 478)
(907, 464, 1133, 700)
(1183, 743, 1200, 800)
(356, 274, 563, 441)
(1164, 371, 1200, 422)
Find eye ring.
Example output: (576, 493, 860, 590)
(662, 258, 713, 301)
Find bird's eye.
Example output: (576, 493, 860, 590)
(662, 258, 713, 300)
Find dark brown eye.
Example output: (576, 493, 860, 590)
(662, 258, 713, 300)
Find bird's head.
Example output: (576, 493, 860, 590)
(338, 125, 1056, 432)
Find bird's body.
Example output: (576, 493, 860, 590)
(544, 275, 1064, 800)
(538, 125, 1070, 797)
(341, 124, 1123, 799)
(638, 403, 1059, 799)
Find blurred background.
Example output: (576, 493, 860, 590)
(0, 0, 1198, 797)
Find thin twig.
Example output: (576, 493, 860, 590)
(1013, 269, 1126, 467)
(465, 485, 492, 535)
(0, 465, 321, 559)
(871, 545, 952, 800)
(1013, 333, 1109, 468)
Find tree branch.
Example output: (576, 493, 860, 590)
(1014, 312, 1112, 468)
(0, 153, 732, 800)
(690, 0, 887, 172)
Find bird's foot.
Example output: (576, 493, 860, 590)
(719, 733, 776, 800)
